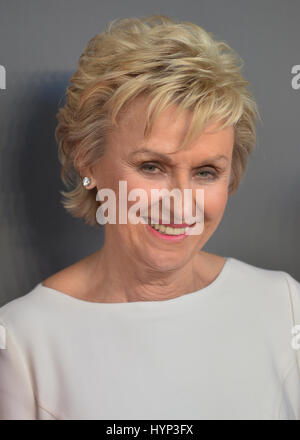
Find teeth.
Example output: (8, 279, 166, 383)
(150, 224, 189, 235)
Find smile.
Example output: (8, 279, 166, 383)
(150, 224, 190, 235)
(145, 221, 196, 241)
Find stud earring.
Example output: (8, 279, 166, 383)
(82, 176, 91, 188)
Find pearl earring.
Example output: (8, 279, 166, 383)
(82, 176, 91, 187)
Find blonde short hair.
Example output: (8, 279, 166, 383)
(55, 14, 261, 226)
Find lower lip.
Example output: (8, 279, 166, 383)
(145, 223, 194, 241)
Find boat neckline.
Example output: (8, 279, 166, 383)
(36, 257, 233, 306)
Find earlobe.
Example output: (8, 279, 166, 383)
(81, 174, 97, 189)
(82, 176, 92, 188)
(80, 165, 97, 189)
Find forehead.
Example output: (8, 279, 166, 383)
(109, 95, 234, 156)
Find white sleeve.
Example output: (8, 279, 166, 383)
(278, 272, 300, 419)
(278, 361, 300, 419)
(0, 319, 37, 420)
(284, 272, 300, 368)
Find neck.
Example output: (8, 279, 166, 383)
(88, 236, 209, 303)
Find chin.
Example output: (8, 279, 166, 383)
(141, 246, 192, 271)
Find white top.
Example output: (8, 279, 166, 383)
(0, 257, 300, 420)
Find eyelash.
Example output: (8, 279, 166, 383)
(139, 162, 219, 179)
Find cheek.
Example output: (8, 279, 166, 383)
(203, 184, 228, 219)
(115, 173, 155, 223)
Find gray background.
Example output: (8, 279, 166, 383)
(0, 0, 299, 307)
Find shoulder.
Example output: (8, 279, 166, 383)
(228, 256, 299, 289)
(41, 263, 83, 295)
(0, 253, 99, 337)
(229, 257, 300, 365)
(0, 282, 55, 338)
(41, 252, 97, 298)
(228, 256, 300, 322)
(0, 258, 88, 340)
(202, 251, 295, 289)
(0, 283, 49, 355)
(0, 283, 41, 323)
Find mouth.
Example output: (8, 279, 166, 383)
(144, 219, 197, 240)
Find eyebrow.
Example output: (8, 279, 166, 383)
(129, 148, 229, 164)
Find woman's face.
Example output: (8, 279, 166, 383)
(89, 96, 234, 270)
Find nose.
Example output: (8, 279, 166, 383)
(163, 171, 195, 224)
(170, 170, 191, 194)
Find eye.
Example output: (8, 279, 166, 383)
(139, 162, 162, 174)
(195, 168, 218, 179)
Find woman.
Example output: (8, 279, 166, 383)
(0, 15, 299, 420)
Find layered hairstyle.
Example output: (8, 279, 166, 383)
(55, 14, 261, 226)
